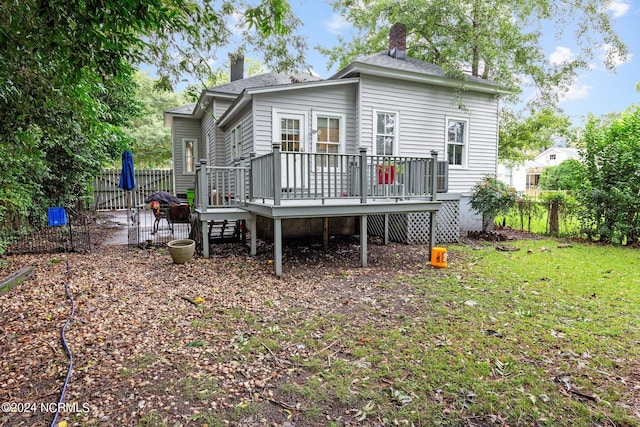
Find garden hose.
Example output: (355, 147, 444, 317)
(49, 260, 75, 427)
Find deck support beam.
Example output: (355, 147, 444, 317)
(383, 214, 389, 245)
(202, 220, 210, 258)
(274, 218, 283, 276)
(250, 216, 257, 256)
(323, 217, 329, 250)
(360, 215, 368, 267)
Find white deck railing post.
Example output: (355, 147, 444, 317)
(359, 147, 368, 204)
(197, 158, 208, 213)
(248, 152, 256, 201)
(272, 143, 281, 206)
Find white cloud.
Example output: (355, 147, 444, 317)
(324, 14, 351, 35)
(549, 46, 576, 66)
(559, 78, 592, 102)
(606, 0, 630, 18)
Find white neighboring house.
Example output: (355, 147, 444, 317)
(497, 147, 580, 196)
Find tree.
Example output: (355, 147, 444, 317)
(0, 0, 304, 236)
(125, 72, 188, 169)
(539, 159, 586, 193)
(325, 0, 627, 107)
(499, 107, 572, 163)
(579, 107, 640, 244)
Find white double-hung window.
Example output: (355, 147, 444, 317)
(375, 111, 398, 156)
(230, 124, 242, 160)
(313, 112, 345, 168)
(446, 117, 468, 167)
(182, 138, 197, 174)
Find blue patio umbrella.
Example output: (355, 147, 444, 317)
(118, 150, 136, 191)
(119, 151, 136, 224)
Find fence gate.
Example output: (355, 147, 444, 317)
(94, 169, 174, 210)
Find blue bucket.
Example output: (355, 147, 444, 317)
(47, 207, 67, 227)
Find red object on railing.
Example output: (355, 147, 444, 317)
(377, 164, 395, 184)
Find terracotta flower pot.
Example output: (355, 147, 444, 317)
(167, 239, 195, 264)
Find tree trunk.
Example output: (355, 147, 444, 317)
(549, 201, 559, 235)
(482, 214, 495, 233)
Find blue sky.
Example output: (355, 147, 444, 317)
(195, 0, 639, 126)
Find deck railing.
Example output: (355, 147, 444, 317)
(196, 145, 448, 210)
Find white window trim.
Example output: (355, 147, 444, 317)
(373, 110, 399, 156)
(445, 116, 469, 169)
(312, 111, 346, 154)
(230, 123, 242, 160)
(271, 109, 309, 152)
(182, 138, 198, 175)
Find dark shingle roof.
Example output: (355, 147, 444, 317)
(336, 51, 498, 87)
(209, 72, 321, 94)
(165, 103, 197, 115)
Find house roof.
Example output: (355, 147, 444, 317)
(165, 103, 197, 115)
(206, 72, 321, 95)
(217, 78, 360, 128)
(164, 72, 322, 126)
(331, 51, 510, 95)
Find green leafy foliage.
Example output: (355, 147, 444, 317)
(499, 108, 572, 163)
(469, 177, 517, 232)
(124, 72, 188, 169)
(539, 159, 586, 194)
(0, 0, 303, 250)
(326, 0, 627, 108)
(579, 107, 640, 244)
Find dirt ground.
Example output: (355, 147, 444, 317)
(0, 217, 539, 427)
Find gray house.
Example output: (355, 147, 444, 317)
(164, 24, 507, 275)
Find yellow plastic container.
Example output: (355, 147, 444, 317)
(431, 247, 448, 268)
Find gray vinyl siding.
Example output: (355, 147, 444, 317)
(202, 104, 215, 166)
(252, 83, 357, 156)
(358, 75, 499, 194)
(214, 99, 232, 166)
(171, 117, 201, 196)
(222, 107, 253, 166)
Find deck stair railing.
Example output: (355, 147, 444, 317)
(196, 146, 448, 210)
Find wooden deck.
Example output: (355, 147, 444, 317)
(195, 146, 445, 276)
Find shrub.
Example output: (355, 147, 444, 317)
(469, 176, 518, 232)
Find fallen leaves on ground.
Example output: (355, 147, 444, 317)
(0, 233, 434, 426)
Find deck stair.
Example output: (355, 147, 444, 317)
(208, 219, 245, 243)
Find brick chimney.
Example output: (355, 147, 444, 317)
(388, 23, 407, 60)
(230, 54, 244, 82)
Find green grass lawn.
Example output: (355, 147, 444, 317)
(230, 239, 640, 426)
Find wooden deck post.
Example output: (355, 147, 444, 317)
(272, 143, 281, 206)
(197, 159, 208, 213)
(359, 147, 368, 203)
(429, 151, 439, 259)
(202, 219, 210, 258)
(384, 214, 389, 245)
(360, 215, 368, 267)
(248, 152, 256, 201)
(274, 218, 282, 276)
(250, 215, 257, 256)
